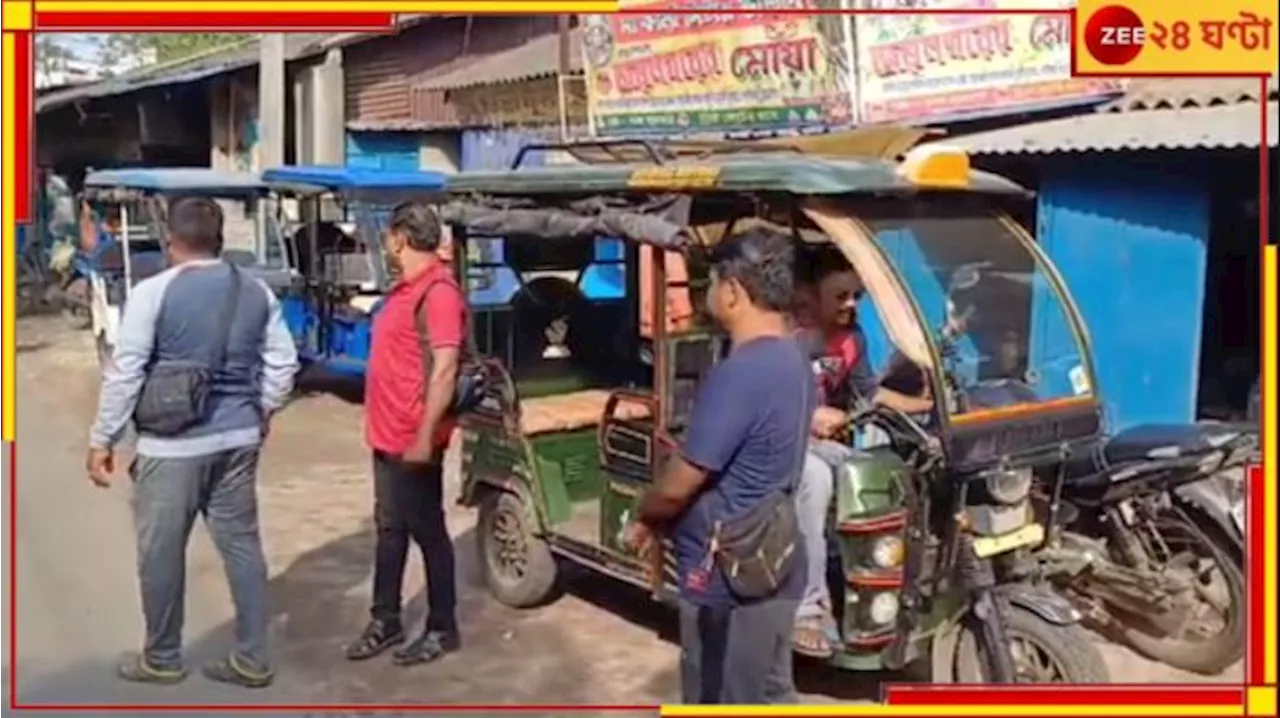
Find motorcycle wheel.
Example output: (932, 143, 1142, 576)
(951, 606, 1110, 683)
(1118, 505, 1245, 675)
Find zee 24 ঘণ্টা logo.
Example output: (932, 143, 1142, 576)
(1082, 3, 1273, 66)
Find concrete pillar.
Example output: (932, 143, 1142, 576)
(258, 34, 286, 170)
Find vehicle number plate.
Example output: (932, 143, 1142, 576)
(973, 523, 1046, 558)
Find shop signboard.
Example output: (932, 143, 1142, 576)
(854, 0, 1124, 124)
(581, 0, 854, 136)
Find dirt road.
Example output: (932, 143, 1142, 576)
(4, 316, 1240, 712)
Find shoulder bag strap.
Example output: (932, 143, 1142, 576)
(787, 372, 816, 495)
(412, 274, 476, 387)
(207, 263, 242, 371)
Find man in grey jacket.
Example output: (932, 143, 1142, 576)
(85, 196, 300, 688)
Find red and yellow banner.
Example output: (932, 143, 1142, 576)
(1074, 0, 1278, 75)
(853, 0, 1122, 124)
(583, 0, 853, 136)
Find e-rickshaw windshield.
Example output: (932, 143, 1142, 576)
(852, 197, 1096, 417)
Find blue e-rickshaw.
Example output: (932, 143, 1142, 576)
(80, 168, 286, 365)
(260, 165, 449, 376)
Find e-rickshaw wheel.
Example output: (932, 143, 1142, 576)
(477, 490, 559, 608)
(951, 606, 1109, 683)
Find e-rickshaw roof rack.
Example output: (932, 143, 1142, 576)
(508, 126, 942, 169)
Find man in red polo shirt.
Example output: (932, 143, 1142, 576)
(345, 203, 465, 667)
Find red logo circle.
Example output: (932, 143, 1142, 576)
(1083, 5, 1146, 66)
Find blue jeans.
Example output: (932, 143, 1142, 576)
(794, 439, 855, 623)
(131, 447, 270, 672)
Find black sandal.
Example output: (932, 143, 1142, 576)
(392, 630, 460, 666)
(202, 655, 274, 689)
(344, 619, 405, 661)
(116, 652, 187, 685)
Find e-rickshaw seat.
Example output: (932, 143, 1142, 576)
(519, 390, 652, 435)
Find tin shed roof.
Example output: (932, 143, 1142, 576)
(35, 33, 338, 113)
(415, 29, 582, 92)
(942, 101, 1277, 155)
(1100, 76, 1278, 112)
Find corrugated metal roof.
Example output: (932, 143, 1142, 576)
(943, 101, 1277, 156)
(1101, 76, 1278, 112)
(36, 32, 343, 113)
(415, 29, 582, 91)
(346, 117, 458, 131)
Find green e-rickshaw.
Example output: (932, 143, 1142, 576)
(440, 132, 1111, 684)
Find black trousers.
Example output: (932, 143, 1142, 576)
(371, 451, 458, 634)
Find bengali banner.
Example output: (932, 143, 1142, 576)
(854, 0, 1123, 124)
(582, 0, 853, 136)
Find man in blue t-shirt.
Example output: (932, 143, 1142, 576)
(624, 226, 815, 705)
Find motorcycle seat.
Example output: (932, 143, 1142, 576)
(1101, 424, 1242, 465)
(1061, 423, 1243, 483)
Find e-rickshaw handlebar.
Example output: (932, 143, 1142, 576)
(845, 402, 941, 468)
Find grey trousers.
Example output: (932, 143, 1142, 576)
(678, 596, 799, 704)
(131, 446, 269, 672)
(795, 439, 855, 622)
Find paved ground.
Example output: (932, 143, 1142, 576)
(3, 316, 1242, 713)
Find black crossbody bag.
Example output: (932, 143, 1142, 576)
(412, 277, 488, 415)
(707, 402, 812, 601)
(133, 264, 241, 436)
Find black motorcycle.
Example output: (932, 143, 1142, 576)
(1027, 422, 1254, 675)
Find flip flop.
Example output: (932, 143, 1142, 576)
(793, 619, 836, 659)
(201, 654, 274, 689)
(116, 652, 187, 685)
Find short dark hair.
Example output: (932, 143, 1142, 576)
(167, 196, 223, 254)
(797, 245, 854, 287)
(389, 202, 442, 252)
(708, 225, 795, 313)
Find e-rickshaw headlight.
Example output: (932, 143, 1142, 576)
(869, 534, 905, 569)
(984, 468, 1033, 505)
(867, 591, 900, 625)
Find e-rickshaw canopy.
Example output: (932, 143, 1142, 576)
(445, 151, 1029, 199)
(262, 165, 449, 197)
(83, 168, 267, 197)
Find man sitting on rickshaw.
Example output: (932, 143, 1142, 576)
(791, 247, 934, 658)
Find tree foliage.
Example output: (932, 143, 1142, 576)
(35, 34, 73, 76)
(96, 33, 248, 73)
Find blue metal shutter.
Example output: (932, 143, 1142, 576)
(460, 128, 557, 171)
(1034, 162, 1209, 431)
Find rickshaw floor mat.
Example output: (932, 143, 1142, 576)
(520, 390, 652, 436)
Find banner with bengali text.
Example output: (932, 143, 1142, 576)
(855, 0, 1124, 124)
(582, 0, 854, 136)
